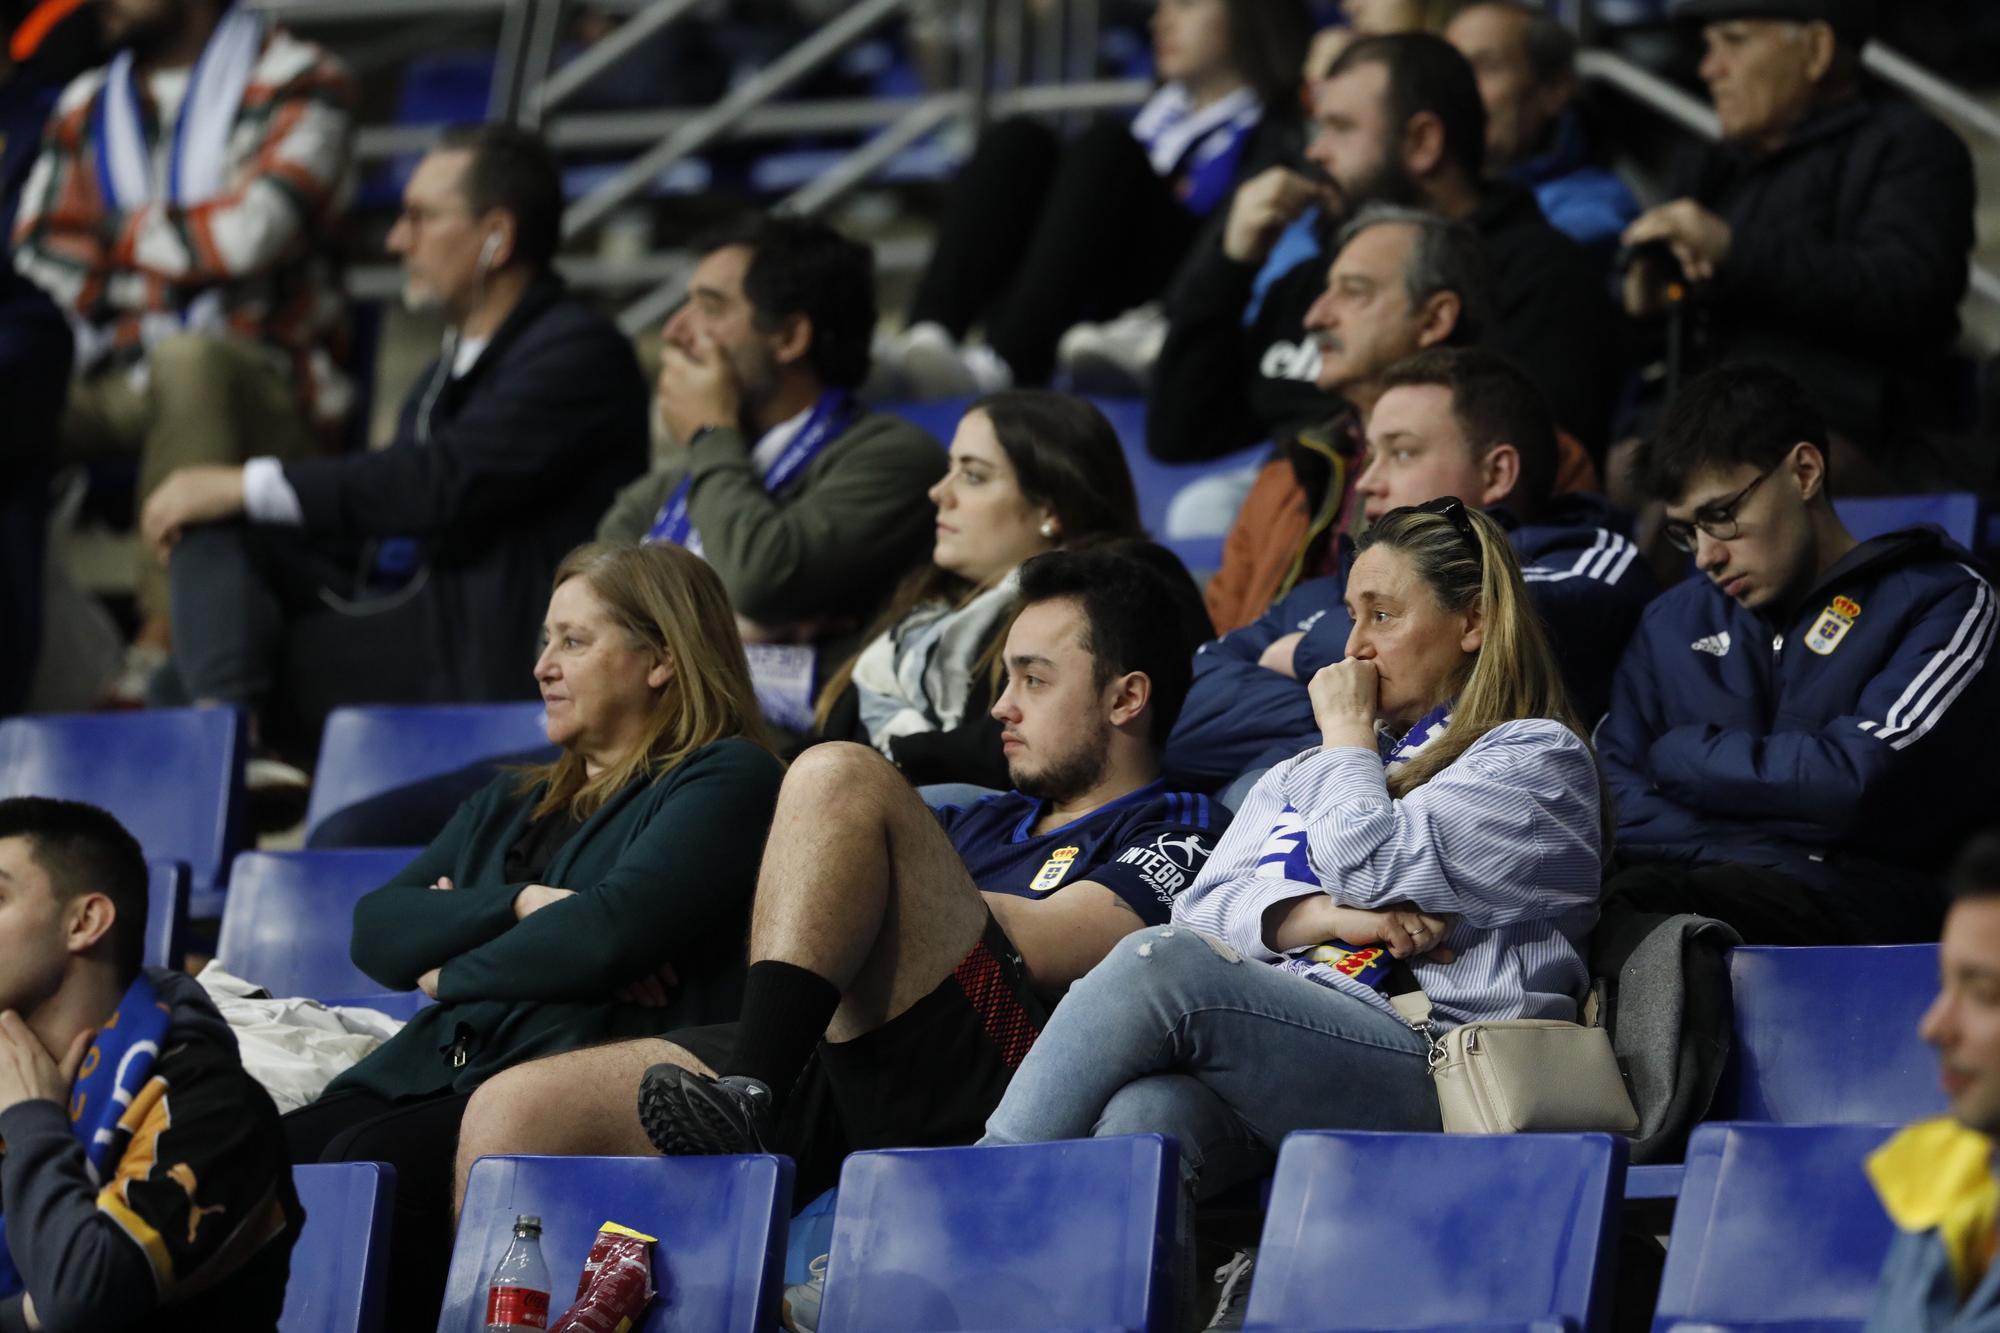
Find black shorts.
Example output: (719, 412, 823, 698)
(672, 914, 1047, 1198)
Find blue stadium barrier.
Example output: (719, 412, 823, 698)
(216, 850, 423, 1002)
(144, 860, 188, 970)
(1833, 493, 1983, 549)
(285, 1162, 395, 1333)
(1629, 944, 1942, 1202)
(304, 702, 551, 844)
(443, 1154, 793, 1333)
(1247, 1131, 1625, 1333)
(0, 708, 247, 917)
(1652, 1123, 1898, 1332)
(817, 1135, 1178, 1333)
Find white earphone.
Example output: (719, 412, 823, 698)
(478, 232, 502, 271)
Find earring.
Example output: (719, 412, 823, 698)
(1040, 519, 1058, 540)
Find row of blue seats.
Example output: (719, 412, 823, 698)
(407, 1121, 1908, 1331)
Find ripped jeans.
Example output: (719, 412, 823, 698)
(981, 925, 1439, 1196)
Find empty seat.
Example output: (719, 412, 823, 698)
(1247, 1131, 1626, 1332)
(0, 708, 247, 915)
(216, 850, 422, 1001)
(285, 1162, 396, 1333)
(817, 1135, 1178, 1333)
(144, 860, 188, 970)
(1722, 945, 1943, 1124)
(1653, 1122, 1898, 1332)
(304, 703, 550, 844)
(1834, 493, 1982, 549)
(442, 1154, 794, 1332)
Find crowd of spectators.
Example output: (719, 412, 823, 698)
(4, 0, 2000, 1329)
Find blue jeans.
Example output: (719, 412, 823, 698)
(982, 926, 1440, 1196)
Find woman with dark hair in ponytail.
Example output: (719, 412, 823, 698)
(981, 498, 1610, 1193)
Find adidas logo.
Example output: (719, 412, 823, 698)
(1691, 631, 1732, 657)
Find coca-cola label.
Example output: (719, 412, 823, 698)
(486, 1286, 550, 1328)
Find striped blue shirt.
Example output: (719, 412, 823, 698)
(1173, 719, 1602, 1028)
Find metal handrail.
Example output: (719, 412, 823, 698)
(1864, 42, 2000, 147)
(532, 0, 707, 118)
(1576, 49, 1718, 141)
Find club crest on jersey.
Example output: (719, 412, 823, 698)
(1029, 846, 1080, 894)
(1806, 596, 1860, 656)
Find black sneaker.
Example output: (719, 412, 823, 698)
(637, 1065, 774, 1155)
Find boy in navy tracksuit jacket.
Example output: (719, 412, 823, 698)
(1599, 366, 1999, 945)
(1164, 348, 1655, 790)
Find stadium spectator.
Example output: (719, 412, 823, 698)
(140, 126, 648, 759)
(1598, 365, 1999, 946)
(285, 542, 785, 1324)
(813, 391, 1151, 792)
(1867, 832, 2000, 1332)
(1168, 348, 1653, 789)
(596, 213, 944, 737)
(878, 0, 1312, 397)
(981, 502, 1606, 1200)
(1621, 0, 1975, 486)
(1148, 30, 1622, 467)
(450, 547, 1224, 1208)
(11, 0, 354, 700)
(1, 265, 70, 717)
(0, 797, 300, 1331)
(1444, 1, 1640, 258)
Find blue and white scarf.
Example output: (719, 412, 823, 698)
(0, 974, 172, 1297)
(644, 389, 860, 556)
(1256, 702, 1453, 991)
(1130, 83, 1262, 220)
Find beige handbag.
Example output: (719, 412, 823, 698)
(1390, 990, 1640, 1135)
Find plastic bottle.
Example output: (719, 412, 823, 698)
(485, 1214, 552, 1330)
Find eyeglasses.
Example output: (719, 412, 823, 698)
(1384, 496, 1482, 554)
(1660, 467, 1773, 553)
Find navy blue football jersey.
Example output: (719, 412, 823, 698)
(935, 782, 1226, 921)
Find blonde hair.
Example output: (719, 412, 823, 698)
(1358, 506, 1612, 847)
(519, 543, 774, 821)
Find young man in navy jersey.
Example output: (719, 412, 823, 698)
(1599, 365, 2000, 945)
(451, 546, 1225, 1200)
(1166, 347, 1653, 790)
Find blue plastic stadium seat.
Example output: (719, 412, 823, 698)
(144, 860, 188, 970)
(1834, 493, 1982, 549)
(442, 1154, 793, 1333)
(0, 708, 247, 915)
(285, 1162, 395, 1333)
(216, 850, 422, 1001)
(1653, 1123, 1898, 1332)
(817, 1135, 1178, 1333)
(304, 703, 550, 844)
(1721, 945, 1943, 1124)
(1247, 1131, 1625, 1333)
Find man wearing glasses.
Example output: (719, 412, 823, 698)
(1596, 364, 1998, 946)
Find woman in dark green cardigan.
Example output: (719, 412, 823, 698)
(284, 540, 784, 1324)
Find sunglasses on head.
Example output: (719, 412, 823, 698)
(1382, 496, 1481, 553)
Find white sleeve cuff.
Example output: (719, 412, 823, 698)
(241, 456, 304, 526)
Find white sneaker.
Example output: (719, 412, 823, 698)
(780, 1253, 827, 1332)
(1059, 303, 1167, 395)
(898, 321, 1013, 400)
(1206, 1247, 1255, 1330)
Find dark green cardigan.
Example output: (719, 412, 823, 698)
(327, 736, 783, 1100)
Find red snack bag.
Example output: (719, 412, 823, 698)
(550, 1222, 657, 1333)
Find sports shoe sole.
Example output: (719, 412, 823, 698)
(636, 1064, 765, 1156)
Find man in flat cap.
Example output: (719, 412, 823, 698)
(1621, 0, 1976, 490)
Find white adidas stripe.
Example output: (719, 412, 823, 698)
(1886, 581, 1996, 751)
(1873, 567, 1997, 748)
(1520, 530, 1636, 585)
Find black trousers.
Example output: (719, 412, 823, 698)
(163, 521, 440, 756)
(1601, 858, 1919, 947)
(908, 116, 1199, 384)
(285, 1088, 475, 1333)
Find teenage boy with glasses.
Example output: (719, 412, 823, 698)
(1596, 363, 2000, 946)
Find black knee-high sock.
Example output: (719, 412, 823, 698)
(723, 960, 842, 1101)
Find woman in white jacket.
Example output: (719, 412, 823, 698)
(981, 498, 1610, 1194)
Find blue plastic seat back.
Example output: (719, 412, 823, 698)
(216, 850, 422, 1001)
(1246, 1131, 1625, 1332)
(285, 1162, 396, 1333)
(304, 703, 549, 843)
(442, 1154, 793, 1333)
(1833, 494, 1982, 549)
(1724, 946, 1943, 1123)
(818, 1135, 1178, 1333)
(144, 860, 188, 969)
(0, 709, 246, 893)
(1653, 1123, 1898, 1332)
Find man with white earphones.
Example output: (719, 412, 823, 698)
(138, 125, 649, 765)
